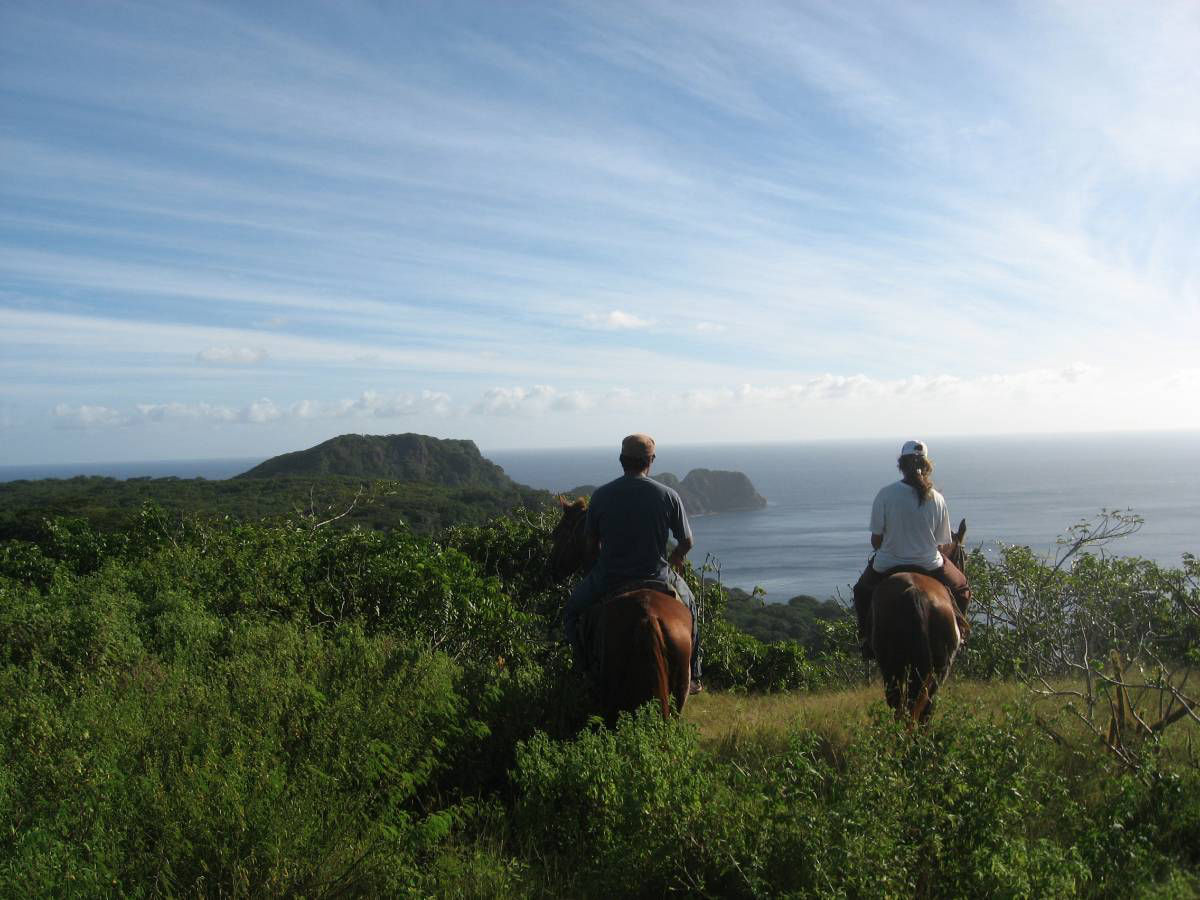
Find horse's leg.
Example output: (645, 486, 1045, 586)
(911, 671, 937, 724)
(881, 667, 904, 716)
(915, 600, 961, 724)
(643, 614, 672, 720)
(665, 614, 693, 716)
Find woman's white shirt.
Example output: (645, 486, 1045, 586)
(869, 480, 951, 572)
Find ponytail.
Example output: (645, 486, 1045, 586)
(898, 455, 934, 504)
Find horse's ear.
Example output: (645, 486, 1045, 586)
(556, 494, 570, 509)
(955, 519, 967, 543)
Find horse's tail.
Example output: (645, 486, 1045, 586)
(637, 613, 672, 719)
(897, 582, 937, 723)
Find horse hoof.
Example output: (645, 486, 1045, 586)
(689, 680, 704, 695)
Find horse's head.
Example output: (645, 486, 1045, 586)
(943, 518, 968, 618)
(549, 495, 589, 581)
(946, 518, 967, 571)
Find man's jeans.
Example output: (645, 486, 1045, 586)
(563, 566, 701, 680)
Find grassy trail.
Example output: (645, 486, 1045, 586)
(686, 678, 1030, 747)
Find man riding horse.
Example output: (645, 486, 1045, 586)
(562, 433, 703, 693)
(851, 439, 972, 660)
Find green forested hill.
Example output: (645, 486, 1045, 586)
(236, 432, 515, 487)
(0, 433, 552, 541)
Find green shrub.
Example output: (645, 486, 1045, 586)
(512, 707, 751, 896)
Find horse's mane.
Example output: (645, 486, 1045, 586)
(556, 495, 588, 511)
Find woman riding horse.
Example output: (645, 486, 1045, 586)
(851, 440, 972, 722)
(851, 439, 971, 658)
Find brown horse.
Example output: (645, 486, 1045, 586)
(870, 519, 969, 724)
(551, 497, 693, 724)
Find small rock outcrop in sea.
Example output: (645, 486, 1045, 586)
(566, 468, 767, 516)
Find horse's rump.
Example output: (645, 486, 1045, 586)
(872, 573, 961, 722)
(585, 589, 692, 724)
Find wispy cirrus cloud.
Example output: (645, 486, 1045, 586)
(196, 346, 268, 365)
(4, 1, 1199, 461)
(583, 310, 654, 331)
(59, 391, 454, 429)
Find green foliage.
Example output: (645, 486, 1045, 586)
(0, 509, 541, 894)
(0, 502, 1196, 895)
(0, 473, 552, 542)
(704, 615, 860, 693)
(722, 586, 851, 649)
(511, 702, 1198, 898)
(512, 708, 724, 896)
(961, 513, 1198, 772)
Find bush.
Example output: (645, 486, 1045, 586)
(512, 707, 755, 896)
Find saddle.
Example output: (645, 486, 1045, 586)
(598, 578, 679, 605)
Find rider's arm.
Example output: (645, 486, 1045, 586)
(668, 536, 693, 574)
(869, 488, 886, 553)
(584, 531, 600, 570)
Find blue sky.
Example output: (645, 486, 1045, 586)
(2, 0, 1198, 464)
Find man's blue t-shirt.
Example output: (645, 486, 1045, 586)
(586, 473, 692, 589)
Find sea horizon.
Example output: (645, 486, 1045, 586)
(3, 427, 1198, 480)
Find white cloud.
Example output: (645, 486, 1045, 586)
(132, 398, 280, 424)
(196, 345, 269, 365)
(551, 391, 594, 413)
(977, 364, 1103, 392)
(338, 390, 453, 418)
(241, 398, 282, 423)
(1161, 368, 1200, 391)
(52, 403, 129, 428)
(694, 321, 725, 333)
(129, 391, 453, 426)
(473, 385, 558, 416)
(470, 385, 597, 416)
(584, 310, 654, 330)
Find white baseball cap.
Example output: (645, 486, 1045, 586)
(900, 439, 928, 458)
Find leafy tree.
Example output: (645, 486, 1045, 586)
(968, 510, 1199, 769)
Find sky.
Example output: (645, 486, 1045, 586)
(2, 0, 1198, 465)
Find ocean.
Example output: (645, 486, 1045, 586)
(3, 432, 1197, 602)
(488, 432, 1200, 602)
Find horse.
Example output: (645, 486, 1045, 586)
(550, 496, 693, 724)
(870, 519, 969, 724)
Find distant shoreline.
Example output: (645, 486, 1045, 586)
(0, 458, 265, 483)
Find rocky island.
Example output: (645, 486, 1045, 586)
(568, 468, 767, 516)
